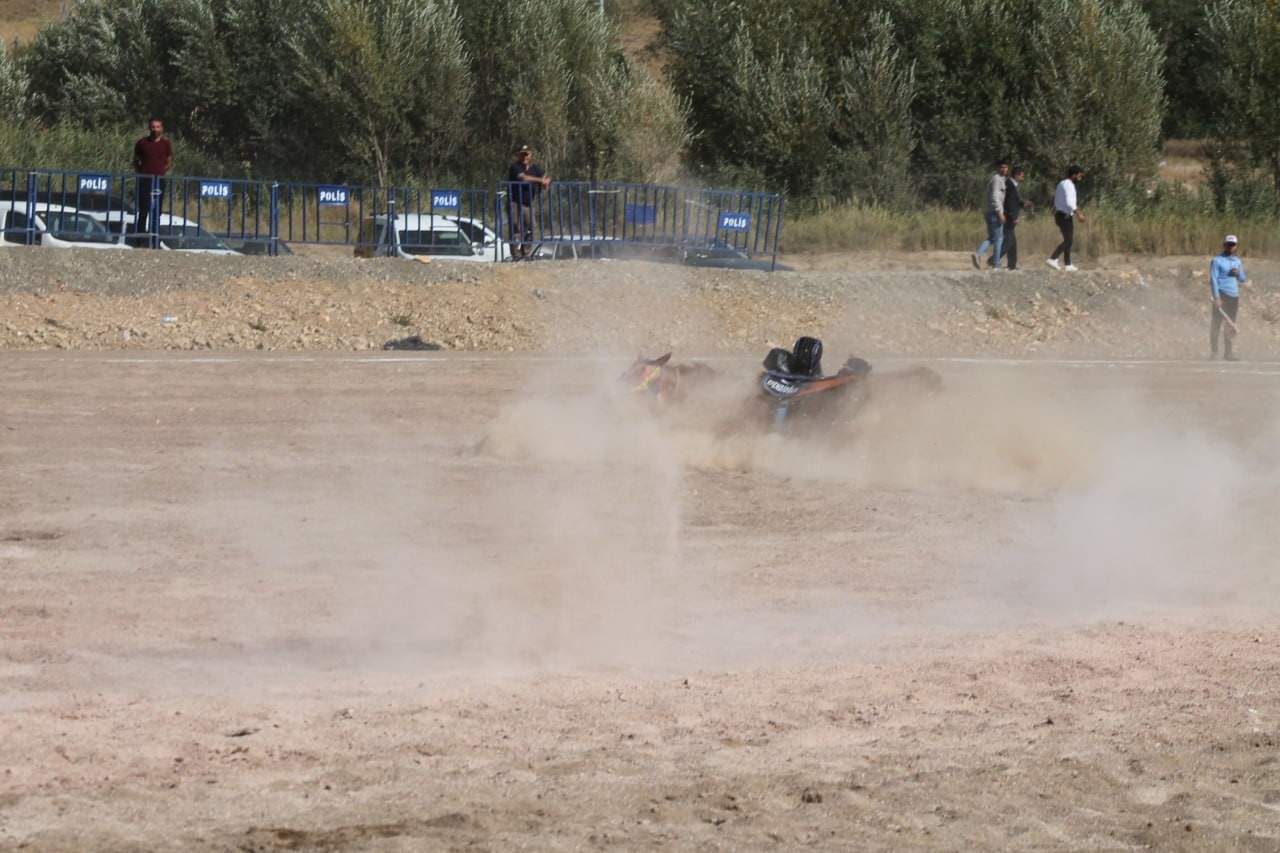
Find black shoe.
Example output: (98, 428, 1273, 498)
(1224, 354, 1240, 362)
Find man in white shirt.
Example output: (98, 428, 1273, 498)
(1046, 165, 1085, 271)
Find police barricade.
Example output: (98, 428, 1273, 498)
(0, 167, 137, 248)
(273, 184, 501, 261)
(275, 182, 387, 253)
(374, 187, 503, 261)
(504, 180, 784, 268)
(161, 176, 276, 254)
(0, 165, 783, 267)
(680, 188, 786, 260)
(0, 167, 278, 254)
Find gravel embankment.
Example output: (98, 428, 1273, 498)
(1, 247, 1276, 359)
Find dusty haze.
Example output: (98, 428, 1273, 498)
(3, 250, 1280, 850)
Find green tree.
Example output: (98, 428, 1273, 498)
(1204, 0, 1280, 204)
(458, 0, 686, 184)
(289, 0, 472, 186)
(0, 41, 27, 126)
(830, 10, 916, 205)
(166, 0, 322, 175)
(21, 0, 156, 128)
(1139, 0, 1213, 138)
(1022, 0, 1164, 192)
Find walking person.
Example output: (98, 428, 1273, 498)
(1046, 165, 1085, 271)
(1210, 234, 1246, 361)
(505, 144, 550, 259)
(132, 117, 173, 248)
(997, 166, 1031, 270)
(972, 158, 1008, 270)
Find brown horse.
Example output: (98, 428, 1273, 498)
(619, 352, 717, 409)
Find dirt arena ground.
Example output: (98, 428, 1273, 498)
(3, 251, 1280, 850)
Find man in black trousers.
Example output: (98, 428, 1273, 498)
(995, 165, 1031, 270)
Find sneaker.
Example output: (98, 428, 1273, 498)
(1046, 258, 1060, 270)
(1064, 264, 1079, 272)
(971, 253, 981, 270)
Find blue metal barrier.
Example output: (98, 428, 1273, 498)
(0, 167, 281, 252)
(1, 165, 784, 267)
(500, 180, 785, 269)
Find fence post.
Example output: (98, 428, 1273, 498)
(269, 182, 280, 257)
(23, 171, 38, 246)
(384, 190, 398, 257)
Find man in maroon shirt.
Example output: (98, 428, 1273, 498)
(132, 118, 173, 246)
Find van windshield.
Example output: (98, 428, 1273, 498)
(40, 210, 120, 244)
(399, 228, 473, 256)
(156, 224, 232, 251)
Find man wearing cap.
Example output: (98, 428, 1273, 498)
(506, 145, 551, 259)
(1210, 234, 1247, 361)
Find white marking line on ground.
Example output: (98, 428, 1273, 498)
(25, 353, 1280, 375)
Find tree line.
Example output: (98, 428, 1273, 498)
(0, 0, 1275, 214)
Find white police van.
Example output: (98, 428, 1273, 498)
(75, 207, 241, 255)
(0, 201, 131, 249)
(354, 213, 492, 261)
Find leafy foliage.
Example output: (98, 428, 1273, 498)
(661, 0, 1164, 206)
(1, 0, 1276, 221)
(1203, 0, 1280, 210)
(12, 0, 687, 187)
(289, 0, 472, 185)
(1022, 0, 1164, 188)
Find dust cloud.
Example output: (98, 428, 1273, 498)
(974, 408, 1280, 622)
(121, 356, 1280, 690)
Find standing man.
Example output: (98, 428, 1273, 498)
(1210, 234, 1246, 361)
(506, 144, 550, 259)
(997, 165, 1032, 271)
(972, 158, 1008, 270)
(133, 117, 173, 247)
(1046, 165, 1085, 271)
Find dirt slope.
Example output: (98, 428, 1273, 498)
(1, 249, 1277, 361)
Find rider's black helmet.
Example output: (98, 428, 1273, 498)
(792, 336, 823, 376)
(763, 347, 792, 373)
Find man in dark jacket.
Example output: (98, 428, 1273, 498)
(505, 145, 550, 259)
(996, 166, 1031, 271)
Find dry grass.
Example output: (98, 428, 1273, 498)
(0, 0, 60, 46)
(1158, 139, 1209, 190)
(782, 203, 1280, 259)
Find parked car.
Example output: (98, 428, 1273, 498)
(527, 235, 790, 270)
(527, 235, 624, 261)
(147, 216, 241, 254)
(0, 201, 131, 249)
(354, 213, 490, 261)
(680, 244, 793, 272)
(227, 238, 292, 256)
(441, 215, 510, 261)
(78, 209, 242, 254)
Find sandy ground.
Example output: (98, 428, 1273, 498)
(3, 251, 1280, 850)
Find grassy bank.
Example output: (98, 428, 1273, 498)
(783, 205, 1280, 259)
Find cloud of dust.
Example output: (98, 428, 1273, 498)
(674, 365, 1103, 494)
(958, 387, 1280, 623)
(128, 318, 1280, 693)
